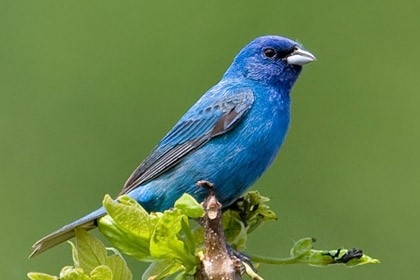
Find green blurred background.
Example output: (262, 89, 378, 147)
(1, 0, 419, 279)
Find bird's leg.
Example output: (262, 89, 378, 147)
(225, 244, 257, 274)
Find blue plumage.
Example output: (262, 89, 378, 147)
(30, 35, 315, 257)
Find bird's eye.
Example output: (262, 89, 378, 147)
(263, 48, 276, 58)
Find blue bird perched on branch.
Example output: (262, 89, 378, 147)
(30, 35, 316, 257)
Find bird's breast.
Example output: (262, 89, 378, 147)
(194, 90, 291, 204)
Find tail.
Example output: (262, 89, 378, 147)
(29, 207, 106, 258)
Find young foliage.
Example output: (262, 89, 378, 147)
(98, 193, 204, 279)
(250, 237, 379, 267)
(29, 191, 378, 280)
(222, 191, 277, 250)
(28, 229, 132, 280)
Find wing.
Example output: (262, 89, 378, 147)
(119, 89, 254, 195)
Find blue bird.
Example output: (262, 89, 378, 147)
(30, 35, 315, 257)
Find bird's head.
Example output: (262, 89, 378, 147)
(225, 35, 316, 89)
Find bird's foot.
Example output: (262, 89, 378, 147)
(226, 245, 257, 274)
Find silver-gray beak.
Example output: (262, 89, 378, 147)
(286, 47, 316, 66)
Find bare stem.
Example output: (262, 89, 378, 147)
(249, 254, 299, 265)
(195, 181, 242, 280)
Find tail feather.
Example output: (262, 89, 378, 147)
(30, 207, 106, 258)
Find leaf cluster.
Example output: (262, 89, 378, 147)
(28, 191, 379, 280)
(250, 237, 379, 267)
(28, 229, 131, 280)
(289, 237, 379, 267)
(222, 191, 276, 251)
(98, 194, 204, 280)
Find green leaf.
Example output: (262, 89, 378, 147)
(68, 241, 80, 268)
(150, 209, 184, 259)
(98, 195, 154, 261)
(174, 193, 204, 218)
(222, 210, 248, 251)
(105, 253, 133, 280)
(249, 237, 379, 267)
(75, 229, 107, 273)
(150, 209, 196, 267)
(142, 260, 183, 280)
(90, 265, 112, 280)
(180, 217, 196, 256)
(222, 191, 277, 250)
(104, 195, 152, 239)
(192, 226, 204, 246)
(98, 215, 153, 262)
(174, 272, 188, 280)
(290, 238, 314, 257)
(59, 266, 90, 280)
(27, 272, 58, 280)
(68, 227, 133, 280)
(243, 262, 264, 280)
(301, 248, 380, 267)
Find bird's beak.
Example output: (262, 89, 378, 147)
(286, 47, 316, 66)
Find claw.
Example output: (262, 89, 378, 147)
(226, 245, 257, 274)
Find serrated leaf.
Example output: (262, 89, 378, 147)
(290, 238, 314, 257)
(98, 215, 153, 262)
(142, 260, 183, 280)
(90, 265, 112, 280)
(103, 195, 152, 239)
(174, 193, 204, 218)
(105, 253, 132, 280)
(75, 229, 107, 273)
(27, 272, 58, 280)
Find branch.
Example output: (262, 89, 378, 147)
(28, 188, 379, 280)
(195, 181, 242, 280)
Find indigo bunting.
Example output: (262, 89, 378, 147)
(31, 35, 315, 257)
